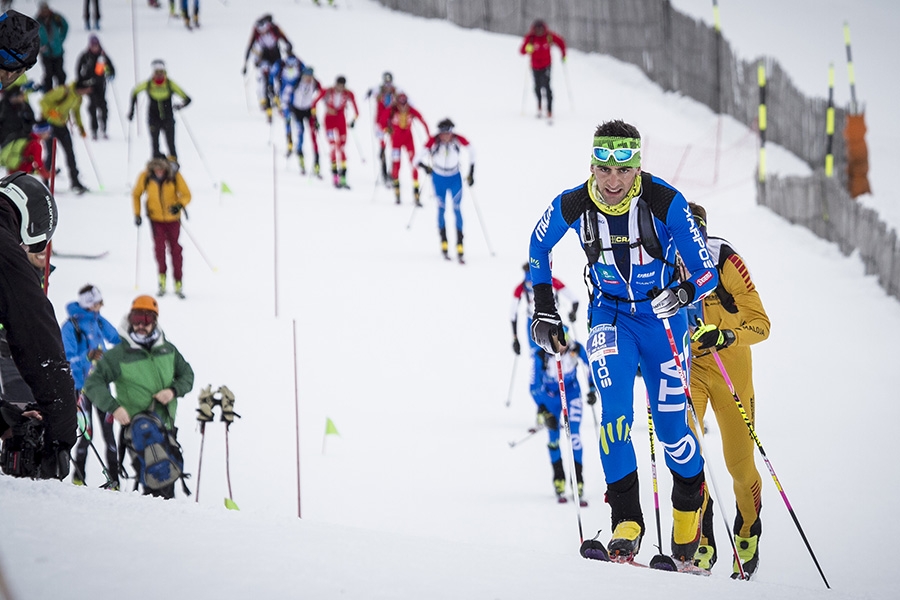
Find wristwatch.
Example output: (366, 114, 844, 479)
(675, 286, 690, 305)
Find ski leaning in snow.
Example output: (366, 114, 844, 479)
(51, 250, 110, 260)
(579, 536, 710, 576)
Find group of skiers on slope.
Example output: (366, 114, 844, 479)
(242, 14, 477, 263)
(514, 119, 771, 580)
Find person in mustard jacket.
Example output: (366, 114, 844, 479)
(132, 157, 192, 298)
(685, 202, 770, 579)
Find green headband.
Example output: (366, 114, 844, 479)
(591, 136, 642, 168)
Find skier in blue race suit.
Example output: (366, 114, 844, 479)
(528, 120, 718, 567)
(531, 328, 596, 505)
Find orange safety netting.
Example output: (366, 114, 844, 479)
(844, 113, 871, 198)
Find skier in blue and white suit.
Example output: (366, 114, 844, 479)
(528, 120, 718, 565)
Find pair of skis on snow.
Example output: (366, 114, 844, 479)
(579, 535, 710, 576)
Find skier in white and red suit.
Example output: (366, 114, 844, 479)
(312, 75, 359, 189)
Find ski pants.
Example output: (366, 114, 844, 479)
(288, 106, 320, 159)
(41, 55, 66, 93)
(46, 124, 80, 185)
(84, 0, 101, 22)
(690, 347, 762, 539)
(432, 172, 463, 233)
(149, 119, 177, 160)
(532, 67, 552, 114)
(533, 385, 583, 467)
(389, 130, 419, 183)
(587, 306, 704, 484)
(86, 85, 109, 136)
(150, 220, 183, 281)
(74, 394, 118, 483)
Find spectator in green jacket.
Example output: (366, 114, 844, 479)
(83, 295, 194, 497)
(35, 2, 68, 92)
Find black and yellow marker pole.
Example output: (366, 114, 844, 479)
(844, 22, 858, 114)
(825, 63, 835, 177)
(757, 60, 767, 182)
(712, 0, 721, 33)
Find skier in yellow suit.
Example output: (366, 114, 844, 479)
(686, 202, 770, 580)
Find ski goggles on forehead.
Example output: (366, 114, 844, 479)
(0, 46, 35, 71)
(592, 146, 641, 163)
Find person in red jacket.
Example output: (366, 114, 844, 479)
(313, 75, 359, 189)
(519, 19, 566, 120)
(388, 93, 429, 205)
(366, 71, 398, 186)
(13, 122, 52, 181)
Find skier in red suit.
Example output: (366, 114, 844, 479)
(387, 93, 429, 205)
(313, 75, 359, 189)
(519, 19, 567, 120)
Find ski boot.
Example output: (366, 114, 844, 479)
(694, 545, 716, 571)
(440, 228, 450, 260)
(671, 507, 702, 563)
(286, 140, 294, 159)
(298, 154, 306, 175)
(456, 230, 465, 264)
(413, 182, 422, 207)
(392, 179, 401, 204)
(608, 521, 643, 560)
(157, 274, 167, 297)
(313, 162, 322, 179)
(731, 534, 759, 580)
(551, 459, 567, 503)
(175, 280, 185, 299)
(192, 14, 200, 28)
(71, 180, 88, 195)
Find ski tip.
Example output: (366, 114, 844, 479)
(648, 554, 678, 571)
(579, 539, 609, 561)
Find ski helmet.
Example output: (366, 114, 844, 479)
(301, 66, 314, 77)
(151, 59, 166, 73)
(130, 295, 159, 315)
(336, 75, 346, 85)
(437, 118, 455, 133)
(0, 172, 57, 253)
(382, 71, 393, 84)
(0, 10, 41, 72)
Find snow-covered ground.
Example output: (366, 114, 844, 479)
(1, 0, 897, 598)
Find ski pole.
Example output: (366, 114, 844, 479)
(349, 126, 367, 164)
(562, 60, 576, 114)
(108, 79, 127, 139)
(76, 400, 114, 487)
(179, 112, 218, 188)
(507, 424, 544, 448)
(467, 186, 495, 257)
(658, 314, 745, 577)
(180, 220, 217, 272)
(77, 130, 104, 190)
(195, 421, 206, 503)
(505, 354, 518, 407)
(704, 325, 830, 588)
(555, 352, 584, 545)
(223, 423, 239, 510)
(645, 391, 664, 555)
(43, 139, 57, 294)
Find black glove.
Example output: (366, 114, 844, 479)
(530, 310, 565, 353)
(417, 162, 432, 176)
(512, 338, 521, 355)
(169, 204, 183, 216)
(466, 164, 474, 187)
(537, 405, 559, 430)
(134, 215, 142, 226)
(242, 65, 247, 75)
(649, 283, 694, 319)
(366, 89, 373, 99)
(568, 301, 579, 323)
(586, 390, 598, 406)
(127, 110, 134, 121)
(691, 322, 736, 350)
(349, 118, 356, 129)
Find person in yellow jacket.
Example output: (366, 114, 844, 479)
(38, 75, 94, 193)
(132, 156, 192, 298)
(685, 202, 770, 579)
(127, 59, 191, 160)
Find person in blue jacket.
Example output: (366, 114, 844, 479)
(61, 284, 120, 487)
(528, 119, 718, 567)
(532, 327, 596, 505)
